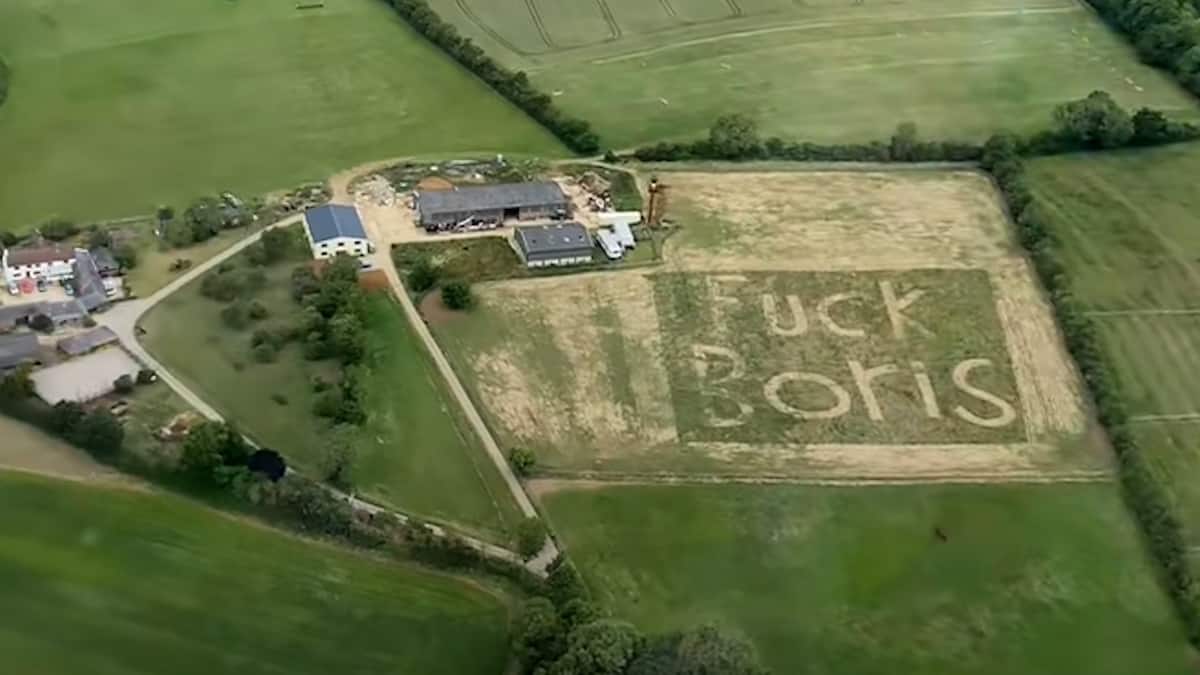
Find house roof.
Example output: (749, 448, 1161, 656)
(6, 245, 75, 267)
(0, 332, 39, 369)
(73, 250, 109, 311)
(417, 182, 568, 222)
(89, 247, 119, 272)
(514, 223, 593, 258)
(58, 327, 119, 356)
(305, 205, 366, 243)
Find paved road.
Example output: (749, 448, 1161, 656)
(97, 213, 551, 573)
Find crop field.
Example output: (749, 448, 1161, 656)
(141, 240, 522, 542)
(0, 471, 510, 675)
(538, 481, 1195, 675)
(436, 169, 1104, 481)
(427, 0, 1200, 146)
(1028, 142, 1200, 568)
(0, 0, 561, 232)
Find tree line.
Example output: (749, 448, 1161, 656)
(981, 134, 1200, 647)
(380, 0, 600, 154)
(0, 56, 9, 109)
(631, 91, 1200, 163)
(1087, 0, 1200, 99)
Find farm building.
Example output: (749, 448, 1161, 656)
(514, 223, 594, 268)
(0, 333, 40, 371)
(303, 205, 372, 260)
(58, 327, 119, 357)
(417, 182, 570, 229)
(2, 245, 76, 285)
(73, 250, 111, 311)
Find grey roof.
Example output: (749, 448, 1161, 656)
(89, 247, 119, 274)
(42, 299, 87, 321)
(305, 205, 366, 243)
(58, 327, 119, 356)
(0, 304, 40, 330)
(0, 332, 39, 369)
(73, 250, 109, 311)
(417, 182, 568, 222)
(514, 223, 593, 258)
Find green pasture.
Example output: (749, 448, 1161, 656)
(542, 482, 1195, 675)
(140, 240, 521, 542)
(429, 0, 1199, 146)
(0, 471, 510, 675)
(0, 0, 562, 231)
(1028, 143, 1200, 572)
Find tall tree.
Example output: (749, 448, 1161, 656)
(708, 114, 761, 159)
(1053, 90, 1134, 148)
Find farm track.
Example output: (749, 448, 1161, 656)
(595, 0, 623, 40)
(725, 0, 745, 18)
(525, 0, 558, 49)
(453, 0, 533, 55)
(659, 0, 679, 19)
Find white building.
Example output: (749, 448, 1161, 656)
(3, 245, 76, 285)
(302, 204, 372, 260)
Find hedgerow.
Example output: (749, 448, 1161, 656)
(0, 57, 10, 109)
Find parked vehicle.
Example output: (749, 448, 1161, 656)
(6, 283, 18, 296)
(36, 278, 47, 292)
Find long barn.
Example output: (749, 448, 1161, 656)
(416, 181, 570, 228)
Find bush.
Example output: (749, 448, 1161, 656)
(270, 393, 288, 406)
(39, 218, 79, 241)
(379, 0, 599, 153)
(407, 256, 439, 292)
(441, 280, 474, 310)
(220, 302, 249, 330)
(0, 56, 9, 109)
(252, 343, 277, 363)
(247, 301, 269, 321)
(202, 270, 245, 303)
(509, 447, 537, 476)
(112, 374, 135, 394)
(516, 517, 547, 560)
(29, 314, 53, 333)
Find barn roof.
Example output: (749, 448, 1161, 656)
(305, 205, 366, 243)
(514, 223, 592, 258)
(5, 245, 75, 267)
(0, 332, 38, 370)
(73, 250, 109, 311)
(58, 327, 119, 356)
(417, 182, 568, 221)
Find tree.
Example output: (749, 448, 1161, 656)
(549, 620, 641, 675)
(320, 424, 357, 488)
(86, 227, 112, 250)
(708, 114, 761, 159)
(252, 343, 277, 363)
(49, 400, 86, 436)
(247, 301, 269, 320)
(407, 256, 440, 292)
(1053, 90, 1134, 148)
(1132, 107, 1172, 145)
(516, 517, 547, 560)
(181, 421, 249, 478)
(441, 280, 474, 310)
(113, 242, 139, 270)
(514, 598, 566, 670)
(247, 449, 287, 481)
(40, 218, 79, 241)
(509, 447, 537, 476)
(250, 228, 294, 265)
(559, 599, 601, 632)
(0, 367, 34, 401)
(73, 411, 124, 458)
(628, 624, 768, 675)
(889, 122, 919, 161)
(220, 301, 249, 330)
(546, 555, 588, 606)
(156, 205, 176, 224)
(113, 374, 135, 394)
(29, 314, 53, 333)
(329, 310, 366, 363)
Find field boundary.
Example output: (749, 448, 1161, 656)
(528, 469, 1111, 491)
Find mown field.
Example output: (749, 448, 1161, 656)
(428, 0, 1200, 145)
(541, 482, 1195, 675)
(0, 471, 510, 675)
(0, 0, 562, 232)
(141, 237, 522, 542)
(1028, 142, 1200, 567)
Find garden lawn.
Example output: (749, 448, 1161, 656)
(1028, 143, 1200, 573)
(542, 482, 1195, 675)
(428, 0, 1200, 145)
(0, 470, 510, 675)
(0, 0, 562, 232)
(140, 244, 521, 542)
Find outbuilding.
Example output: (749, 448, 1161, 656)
(513, 223, 594, 268)
(417, 182, 570, 229)
(303, 205, 372, 260)
(0, 333, 40, 372)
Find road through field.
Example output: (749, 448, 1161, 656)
(96, 212, 549, 574)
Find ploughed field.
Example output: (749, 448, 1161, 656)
(426, 0, 1200, 145)
(0, 0, 562, 231)
(435, 169, 1105, 482)
(1028, 142, 1200, 573)
(0, 471, 510, 675)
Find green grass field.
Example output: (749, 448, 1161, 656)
(141, 240, 522, 542)
(0, 0, 562, 231)
(0, 470, 510, 675)
(1028, 142, 1200, 570)
(542, 482, 1195, 675)
(428, 0, 1200, 146)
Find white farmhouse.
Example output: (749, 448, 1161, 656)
(302, 204, 372, 260)
(2, 245, 76, 285)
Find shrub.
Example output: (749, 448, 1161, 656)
(39, 218, 79, 241)
(516, 517, 547, 560)
(220, 302, 249, 330)
(29, 314, 53, 333)
(270, 393, 288, 406)
(406, 256, 439, 292)
(0, 56, 9, 109)
(247, 301, 269, 321)
(112, 374, 135, 394)
(509, 447, 537, 476)
(252, 343, 277, 363)
(441, 280, 474, 310)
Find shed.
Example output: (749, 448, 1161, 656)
(417, 182, 569, 227)
(0, 304, 40, 332)
(58, 327, 119, 356)
(513, 223, 594, 268)
(41, 299, 88, 327)
(0, 332, 39, 371)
